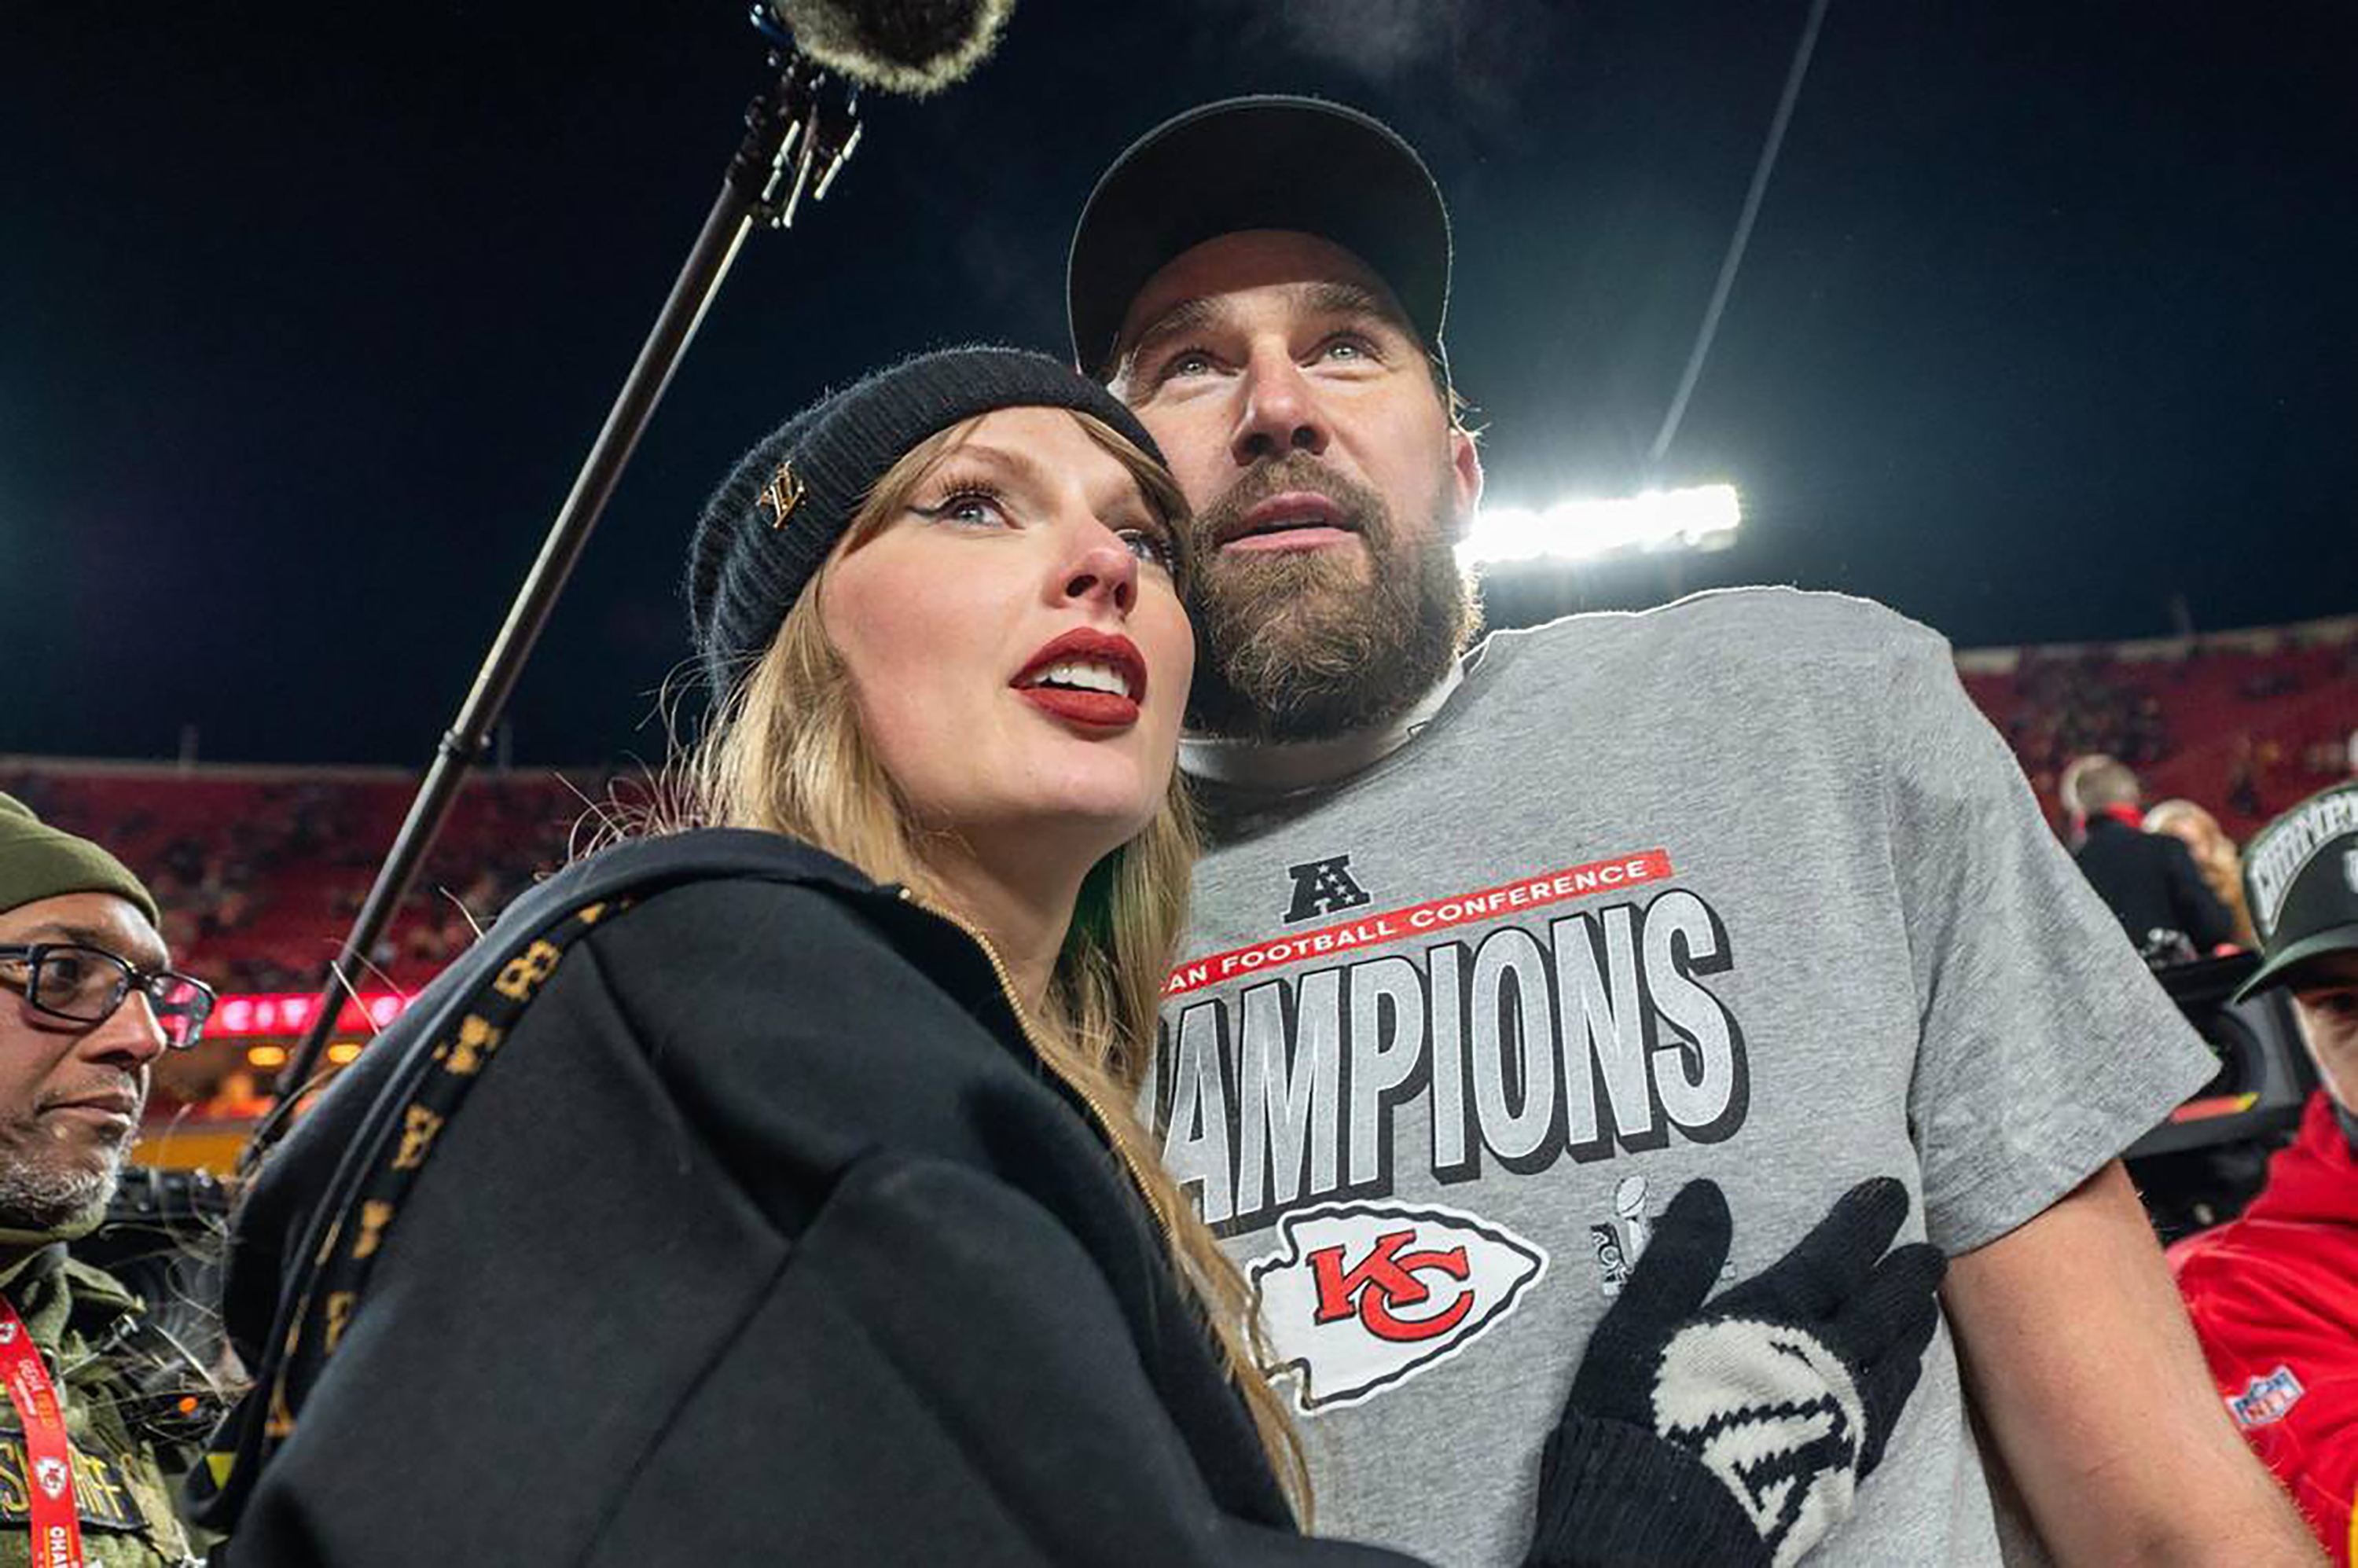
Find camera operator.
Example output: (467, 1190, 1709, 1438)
(2172, 780, 2358, 1561)
(2062, 754, 2237, 957)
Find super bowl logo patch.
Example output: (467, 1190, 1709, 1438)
(1591, 1174, 1733, 1298)
(1247, 1202, 1546, 1412)
(2228, 1364, 2305, 1429)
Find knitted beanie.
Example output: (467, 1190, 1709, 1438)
(0, 792, 158, 926)
(685, 344, 1167, 703)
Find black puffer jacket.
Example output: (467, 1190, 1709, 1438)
(204, 831, 1414, 1566)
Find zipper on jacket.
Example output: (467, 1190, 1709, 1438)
(896, 887, 1175, 1251)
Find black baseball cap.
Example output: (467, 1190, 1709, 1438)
(2235, 780, 2358, 1001)
(1066, 95, 1452, 378)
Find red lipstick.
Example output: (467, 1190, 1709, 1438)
(1012, 627, 1148, 729)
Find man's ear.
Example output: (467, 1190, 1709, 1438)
(1448, 426, 1484, 539)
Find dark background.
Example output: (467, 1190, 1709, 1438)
(6, 1, 2352, 766)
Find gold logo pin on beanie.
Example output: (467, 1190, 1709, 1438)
(757, 460, 805, 528)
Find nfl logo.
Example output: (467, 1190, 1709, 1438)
(33, 1456, 66, 1499)
(2343, 846, 2358, 897)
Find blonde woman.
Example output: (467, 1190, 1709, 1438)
(200, 350, 1940, 1567)
(2145, 798, 2261, 949)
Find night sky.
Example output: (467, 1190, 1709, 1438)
(6, 2, 2352, 767)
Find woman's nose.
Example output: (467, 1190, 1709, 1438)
(1060, 532, 1139, 615)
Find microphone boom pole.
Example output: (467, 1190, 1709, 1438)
(255, 42, 863, 1159)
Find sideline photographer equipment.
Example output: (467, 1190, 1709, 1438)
(2125, 949, 2318, 1239)
(258, 1, 1013, 1162)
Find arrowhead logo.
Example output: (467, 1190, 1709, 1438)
(33, 1456, 67, 1500)
(1247, 1202, 1548, 1412)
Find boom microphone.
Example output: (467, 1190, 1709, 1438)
(261, 0, 1012, 1154)
(765, 0, 1014, 97)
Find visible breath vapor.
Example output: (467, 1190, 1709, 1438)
(1202, 0, 1572, 123)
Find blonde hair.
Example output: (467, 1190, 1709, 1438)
(2143, 798, 2260, 949)
(671, 411, 1309, 1518)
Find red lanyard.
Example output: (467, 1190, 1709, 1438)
(0, 1297, 83, 1568)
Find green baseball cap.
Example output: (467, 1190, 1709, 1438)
(0, 792, 160, 927)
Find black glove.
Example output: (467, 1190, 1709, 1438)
(1523, 1177, 1945, 1568)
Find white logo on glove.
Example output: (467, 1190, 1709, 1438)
(1654, 1317, 1865, 1568)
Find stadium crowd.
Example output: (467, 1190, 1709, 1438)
(15, 621, 2352, 1064)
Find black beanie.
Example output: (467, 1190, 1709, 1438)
(686, 344, 1167, 702)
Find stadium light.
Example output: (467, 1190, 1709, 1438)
(1458, 483, 1743, 568)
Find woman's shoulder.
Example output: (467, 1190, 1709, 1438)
(554, 832, 1003, 1033)
(538, 827, 885, 913)
(534, 829, 924, 984)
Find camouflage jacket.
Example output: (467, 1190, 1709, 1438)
(0, 1246, 196, 1567)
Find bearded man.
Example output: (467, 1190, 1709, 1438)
(1067, 97, 2321, 1565)
(0, 794, 210, 1566)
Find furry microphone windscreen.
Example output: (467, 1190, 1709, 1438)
(767, 0, 1015, 97)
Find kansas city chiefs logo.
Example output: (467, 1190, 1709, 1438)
(32, 1456, 67, 1500)
(1248, 1202, 1547, 1412)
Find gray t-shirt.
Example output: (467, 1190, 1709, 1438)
(1155, 587, 2215, 1566)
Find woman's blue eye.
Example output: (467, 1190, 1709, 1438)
(926, 489, 1010, 527)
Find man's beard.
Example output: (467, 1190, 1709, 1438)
(1184, 453, 1478, 743)
(0, 1127, 126, 1233)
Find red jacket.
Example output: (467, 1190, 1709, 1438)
(2171, 1092, 2358, 1563)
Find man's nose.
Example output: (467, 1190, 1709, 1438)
(1230, 347, 1329, 466)
(87, 990, 169, 1067)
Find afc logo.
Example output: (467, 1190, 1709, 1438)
(1250, 1203, 1547, 1412)
(1283, 854, 1372, 924)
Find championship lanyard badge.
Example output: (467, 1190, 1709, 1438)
(0, 1297, 85, 1568)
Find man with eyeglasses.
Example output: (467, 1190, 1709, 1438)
(0, 792, 208, 1566)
